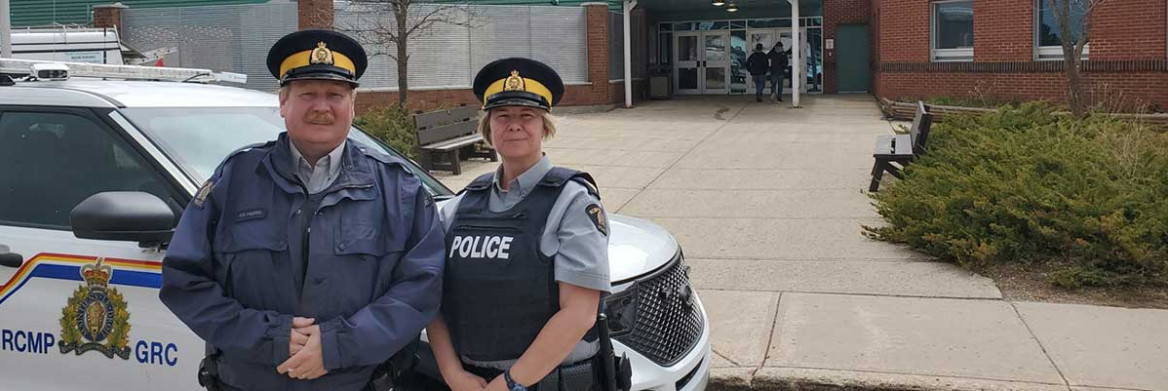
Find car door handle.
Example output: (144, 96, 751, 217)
(0, 245, 22, 268)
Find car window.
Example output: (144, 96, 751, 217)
(124, 107, 283, 180)
(119, 107, 452, 197)
(0, 111, 176, 229)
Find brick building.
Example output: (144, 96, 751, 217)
(303, 0, 1168, 111)
(873, 0, 1168, 111)
(20, 0, 1166, 110)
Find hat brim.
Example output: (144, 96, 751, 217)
(483, 90, 551, 111)
(280, 72, 360, 88)
(483, 98, 550, 111)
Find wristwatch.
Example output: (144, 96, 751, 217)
(504, 369, 527, 391)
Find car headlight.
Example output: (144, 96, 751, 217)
(601, 250, 703, 366)
(604, 286, 638, 337)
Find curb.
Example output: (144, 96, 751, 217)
(554, 103, 618, 115)
(708, 367, 1068, 391)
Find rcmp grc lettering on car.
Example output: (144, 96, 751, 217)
(449, 235, 515, 260)
(0, 257, 181, 366)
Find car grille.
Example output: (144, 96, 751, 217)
(612, 254, 704, 366)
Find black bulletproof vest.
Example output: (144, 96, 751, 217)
(443, 167, 598, 362)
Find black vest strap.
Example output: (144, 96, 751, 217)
(464, 172, 495, 192)
(541, 167, 601, 199)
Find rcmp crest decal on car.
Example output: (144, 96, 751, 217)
(59, 258, 132, 359)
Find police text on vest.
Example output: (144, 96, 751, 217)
(450, 235, 514, 259)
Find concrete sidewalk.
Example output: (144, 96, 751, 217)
(431, 95, 1168, 391)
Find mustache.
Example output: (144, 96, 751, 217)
(304, 112, 335, 125)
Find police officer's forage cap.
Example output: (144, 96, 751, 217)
(473, 57, 564, 111)
(267, 29, 367, 87)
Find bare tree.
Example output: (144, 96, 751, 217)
(337, 0, 474, 107)
(1045, 0, 1107, 116)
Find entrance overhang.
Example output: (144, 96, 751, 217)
(621, 0, 822, 108)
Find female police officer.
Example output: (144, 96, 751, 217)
(426, 58, 611, 391)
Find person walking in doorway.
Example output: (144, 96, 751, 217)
(768, 41, 790, 102)
(746, 43, 770, 103)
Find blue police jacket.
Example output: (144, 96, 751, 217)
(160, 132, 445, 391)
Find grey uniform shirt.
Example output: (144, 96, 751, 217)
(290, 139, 346, 194)
(438, 155, 611, 369)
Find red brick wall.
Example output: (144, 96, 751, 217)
(299, 0, 335, 30)
(874, 0, 1168, 111)
(355, 81, 639, 115)
(876, 71, 1168, 111)
(974, 0, 1033, 62)
(1091, 0, 1168, 60)
(356, 89, 479, 114)
(92, 5, 125, 31)
(823, 0, 874, 93)
(876, 0, 930, 63)
(584, 4, 614, 104)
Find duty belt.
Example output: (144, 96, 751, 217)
(464, 358, 599, 391)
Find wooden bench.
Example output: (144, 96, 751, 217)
(414, 105, 497, 175)
(869, 101, 933, 192)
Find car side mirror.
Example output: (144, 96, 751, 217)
(71, 191, 176, 246)
(0, 245, 22, 268)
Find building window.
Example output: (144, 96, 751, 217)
(1035, 0, 1089, 60)
(932, 0, 974, 62)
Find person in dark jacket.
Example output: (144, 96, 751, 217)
(768, 41, 790, 102)
(427, 58, 611, 391)
(746, 43, 770, 102)
(159, 29, 446, 391)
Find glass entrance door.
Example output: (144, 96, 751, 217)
(674, 32, 701, 95)
(702, 32, 730, 94)
(674, 31, 730, 95)
(778, 28, 808, 94)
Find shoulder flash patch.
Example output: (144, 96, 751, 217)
(193, 179, 214, 208)
(586, 203, 607, 236)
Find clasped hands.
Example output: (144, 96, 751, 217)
(277, 317, 328, 380)
(447, 369, 512, 391)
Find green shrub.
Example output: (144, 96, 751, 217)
(866, 102, 1168, 288)
(354, 105, 420, 161)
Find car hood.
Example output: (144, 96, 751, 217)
(605, 214, 679, 283)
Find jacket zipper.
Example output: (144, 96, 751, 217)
(298, 182, 312, 299)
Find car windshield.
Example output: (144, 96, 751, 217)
(119, 106, 452, 198)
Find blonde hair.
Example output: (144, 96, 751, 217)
(478, 108, 557, 146)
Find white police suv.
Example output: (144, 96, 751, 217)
(0, 60, 710, 391)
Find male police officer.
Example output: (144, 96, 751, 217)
(160, 29, 445, 391)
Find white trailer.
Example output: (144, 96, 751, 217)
(5, 26, 124, 65)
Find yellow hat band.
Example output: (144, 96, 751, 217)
(279, 49, 356, 80)
(483, 77, 553, 108)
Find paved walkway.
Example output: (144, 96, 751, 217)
(432, 95, 1168, 391)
